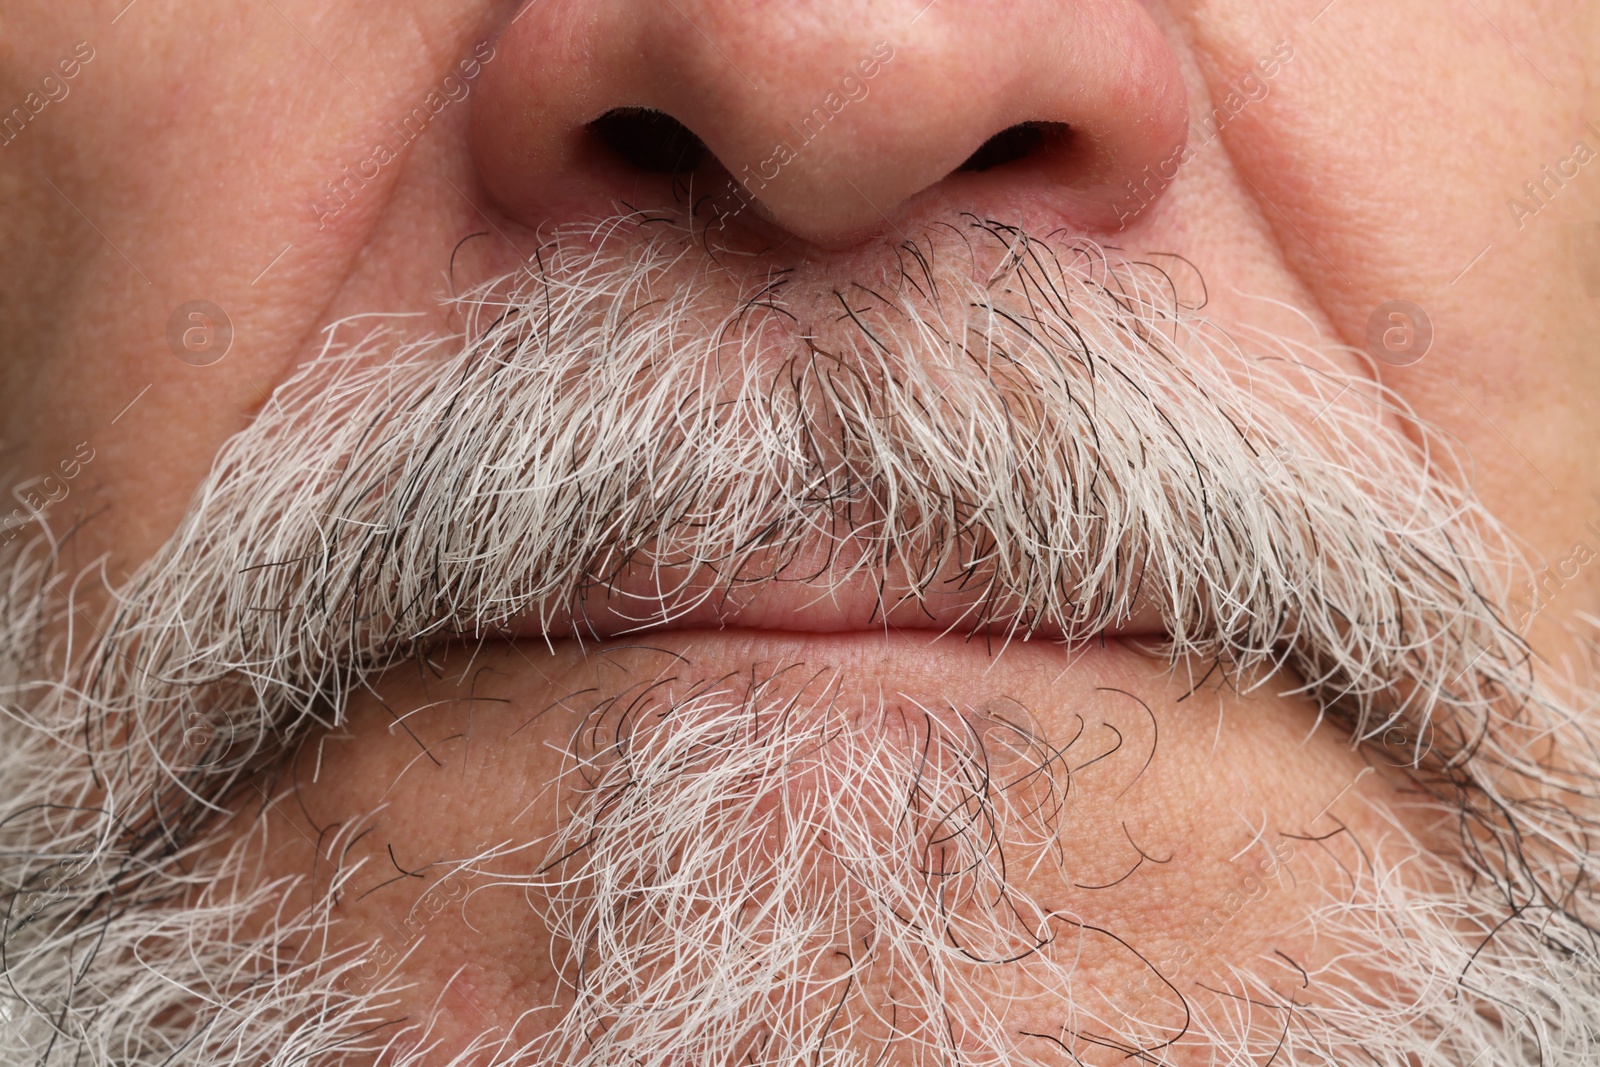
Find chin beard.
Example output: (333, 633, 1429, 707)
(0, 213, 1597, 1065)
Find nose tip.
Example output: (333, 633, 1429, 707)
(471, 0, 1188, 246)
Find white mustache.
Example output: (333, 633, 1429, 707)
(90, 215, 1526, 763)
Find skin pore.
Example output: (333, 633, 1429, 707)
(2, 1, 1600, 1063)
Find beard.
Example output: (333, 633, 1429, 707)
(0, 213, 1597, 1065)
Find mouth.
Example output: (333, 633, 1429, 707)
(81, 211, 1529, 807)
(506, 536, 1171, 645)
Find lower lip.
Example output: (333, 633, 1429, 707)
(515, 626, 1168, 721)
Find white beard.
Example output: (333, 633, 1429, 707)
(0, 214, 1596, 1065)
(452, 669, 1600, 1067)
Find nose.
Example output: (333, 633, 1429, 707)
(471, 0, 1188, 246)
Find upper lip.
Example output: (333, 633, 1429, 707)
(507, 543, 1167, 642)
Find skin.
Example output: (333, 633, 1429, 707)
(2, 0, 1599, 1060)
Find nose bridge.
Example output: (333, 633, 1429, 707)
(472, 0, 1189, 245)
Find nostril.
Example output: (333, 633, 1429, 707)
(588, 107, 708, 174)
(958, 121, 1072, 172)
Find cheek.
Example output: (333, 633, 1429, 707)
(1173, 0, 1600, 590)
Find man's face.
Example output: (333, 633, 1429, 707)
(3, 1, 1600, 1064)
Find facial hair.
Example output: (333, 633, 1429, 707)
(0, 214, 1596, 1065)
